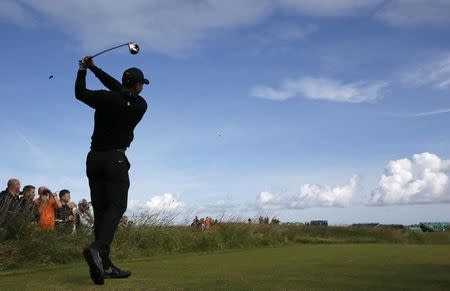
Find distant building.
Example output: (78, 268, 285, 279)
(419, 222, 450, 232)
(310, 220, 328, 226)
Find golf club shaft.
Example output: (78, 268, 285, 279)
(91, 42, 130, 58)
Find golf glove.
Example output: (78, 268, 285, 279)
(78, 59, 87, 70)
(83, 57, 94, 68)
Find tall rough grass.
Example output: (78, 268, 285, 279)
(1, 210, 449, 270)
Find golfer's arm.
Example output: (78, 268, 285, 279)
(134, 99, 148, 124)
(90, 66, 122, 92)
(75, 70, 108, 108)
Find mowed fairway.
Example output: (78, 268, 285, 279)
(1, 244, 449, 290)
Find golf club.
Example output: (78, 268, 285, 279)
(91, 42, 140, 59)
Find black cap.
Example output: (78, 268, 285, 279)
(122, 67, 149, 86)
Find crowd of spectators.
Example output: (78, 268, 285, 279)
(191, 216, 217, 230)
(254, 216, 280, 224)
(0, 178, 94, 232)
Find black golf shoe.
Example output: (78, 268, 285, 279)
(83, 247, 105, 285)
(104, 264, 132, 279)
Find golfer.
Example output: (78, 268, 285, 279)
(75, 57, 148, 285)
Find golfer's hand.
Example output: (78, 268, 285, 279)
(83, 56, 95, 68)
(78, 59, 87, 70)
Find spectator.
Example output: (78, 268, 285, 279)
(0, 178, 21, 213)
(34, 187, 62, 230)
(76, 199, 94, 228)
(19, 185, 36, 206)
(258, 216, 264, 224)
(204, 216, 214, 229)
(119, 216, 129, 228)
(55, 189, 75, 224)
(19, 185, 38, 221)
(67, 202, 77, 214)
(68, 202, 78, 233)
(191, 216, 199, 227)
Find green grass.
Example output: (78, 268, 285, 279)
(2, 222, 450, 270)
(1, 244, 449, 290)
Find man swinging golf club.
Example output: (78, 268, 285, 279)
(75, 56, 148, 285)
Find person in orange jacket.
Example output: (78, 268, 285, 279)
(34, 187, 62, 230)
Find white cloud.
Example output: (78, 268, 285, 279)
(403, 54, 450, 90)
(376, 0, 450, 27)
(290, 175, 358, 208)
(256, 191, 284, 209)
(128, 193, 186, 213)
(256, 176, 358, 209)
(251, 77, 388, 103)
(127, 193, 241, 224)
(370, 152, 450, 205)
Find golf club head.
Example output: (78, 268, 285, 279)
(128, 42, 140, 55)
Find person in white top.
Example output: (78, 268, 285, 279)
(76, 199, 94, 228)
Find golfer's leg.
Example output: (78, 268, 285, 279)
(96, 155, 130, 267)
(86, 151, 108, 246)
(89, 178, 107, 243)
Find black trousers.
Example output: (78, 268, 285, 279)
(86, 150, 130, 267)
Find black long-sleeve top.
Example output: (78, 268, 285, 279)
(55, 203, 72, 222)
(75, 66, 147, 151)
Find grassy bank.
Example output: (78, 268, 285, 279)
(1, 219, 449, 270)
(1, 244, 449, 290)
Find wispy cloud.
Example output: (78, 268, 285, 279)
(370, 152, 450, 206)
(22, 0, 274, 56)
(251, 77, 388, 103)
(0, 0, 441, 62)
(251, 85, 294, 101)
(259, 23, 317, 42)
(0, 0, 33, 25)
(403, 54, 450, 90)
(376, 0, 450, 27)
(388, 108, 450, 118)
(22, 0, 375, 56)
(278, 0, 384, 17)
(11, 0, 445, 57)
(15, 131, 54, 169)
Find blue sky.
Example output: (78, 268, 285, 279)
(1, 0, 450, 224)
